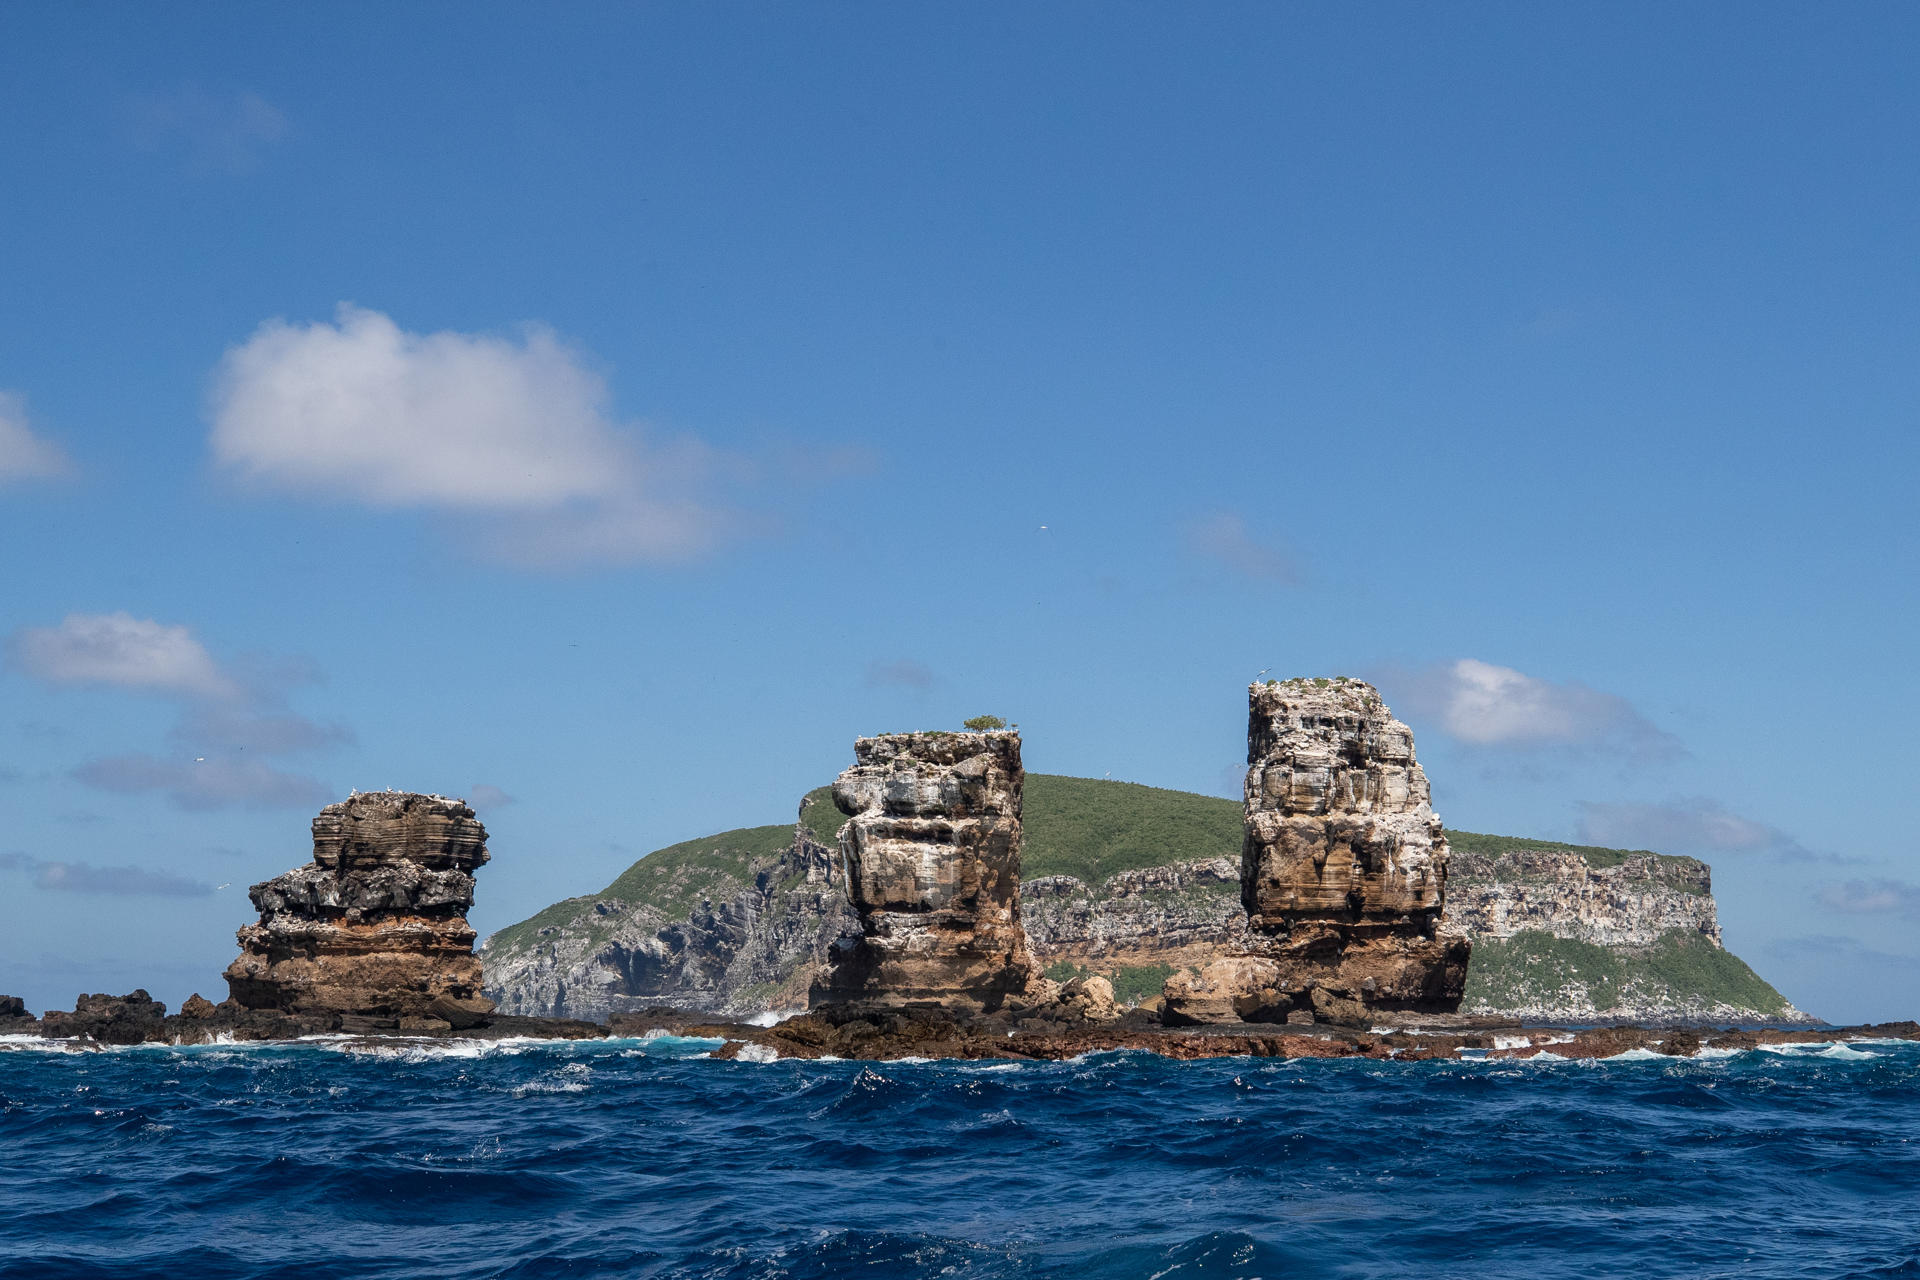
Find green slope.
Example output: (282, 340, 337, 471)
(486, 776, 1789, 1020)
(1022, 776, 1241, 881)
(1464, 929, 1791, 1018)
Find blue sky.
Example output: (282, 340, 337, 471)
(2, 4, 1916, 1023)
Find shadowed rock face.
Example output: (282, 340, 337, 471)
(224, 792, 495, 1028)
(811, 731, 1049, 1014)
(1166, 680, 1470, 1024)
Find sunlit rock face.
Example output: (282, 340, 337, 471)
(812, 731, 1050, 1014)
(1165, 679, 1470, 1025)
(224, 792, 496, 1028)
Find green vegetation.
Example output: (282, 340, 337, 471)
(1021, 775, 1241, 883)
(485, 820, 795, 958)
(1463, 929, 1790, 1018)
(963, 715, 1007, 731)
(1443, 827, 1703, 874)
(797, 785, 851, 844)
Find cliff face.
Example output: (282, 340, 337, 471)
(1164, 679, 1470, 1024)
(812, 731, 1048, 1012)
(1441, 840, 1807, 1022)
(1022, 858, 1249, 974)
(1446, 847, 1720, 947)
(483, 817, 855, 1021)
(484, 778, 1804, 1026)
(225, 791, 495, 1029)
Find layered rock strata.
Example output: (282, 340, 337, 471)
(1446, 848, 1720, 947)
(1164, 678, 1470, 1025)
(224, 791, 496, 1029)
(812, 731, 1049, 1013)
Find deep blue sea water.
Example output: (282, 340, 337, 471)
(2, 1034, 1917, 1280)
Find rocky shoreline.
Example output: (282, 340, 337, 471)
(1, 990, 1909, 1062)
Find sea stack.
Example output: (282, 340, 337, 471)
(224, 791, 496, 1029)
(1164, 678, 1470, 1024)
(811, 730, 1048, 1014)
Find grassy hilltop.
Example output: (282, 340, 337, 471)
(485, 774, 1798, 1021)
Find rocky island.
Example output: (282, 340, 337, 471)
(2, 679, 1832, 1053)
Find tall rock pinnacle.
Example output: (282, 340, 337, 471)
(811, 730, 1048, 1013)
(1165, 678, 1470, 1024)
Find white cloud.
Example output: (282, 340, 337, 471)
(9, 613, 236, 698)
(1574, 797, 1812, 860)
(0, 391, 72, 483)
(209, 305, 724, 565)
(132, 86, 287, 172)
(1181, 512, 1298, 583)
(1393, 658, 1682, 757)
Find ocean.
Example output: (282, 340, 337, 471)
(1, 1034, 1915, 1279)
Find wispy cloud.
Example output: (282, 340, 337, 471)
(1816, 878, 1920, 917)
(8, 612, 341, 811)
(865, 659, 935, 690)
(469, 784, 514, 810)
(0, 391, 72, 484)
(71, 755, 331, 812)
(0, 852, 212, 898)
(1574, 797, 1817, 861)
(131, 86, 287, 173)
(1180, 512, 1298, 584)
(11, 612, 237, 698)
(209, 305, 736, 568)
(1389, 658, 1682, 759)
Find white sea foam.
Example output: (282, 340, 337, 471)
(733, 1043, 780, 1064)
(745, 1009, 804, 1028)
(1601, 1048, 1669, 1062)
(1493, 1035, 1531, 1050)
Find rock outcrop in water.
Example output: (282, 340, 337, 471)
(224, 791, 496, 1029)
(1163, 678, 1470, 1025)
(811, 730, 1051, 1013)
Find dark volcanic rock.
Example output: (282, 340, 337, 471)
(811, 731, 1052, 1014)
(1163, 679, 1471, 1025)
(41, 991, 168, 1044)
(0, 994, 40, 1034)
(225, 791, 495, 1026)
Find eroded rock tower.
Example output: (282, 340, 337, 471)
(1164, 678, 1470, 1024)
(811, 730, 1049, 1013)
(224, 791, 496, 1029)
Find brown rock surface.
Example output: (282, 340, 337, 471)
(1164, 679, 1470, 1024)
(811, 731, 1050, 1014)
(224, 791, 496, 1026)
